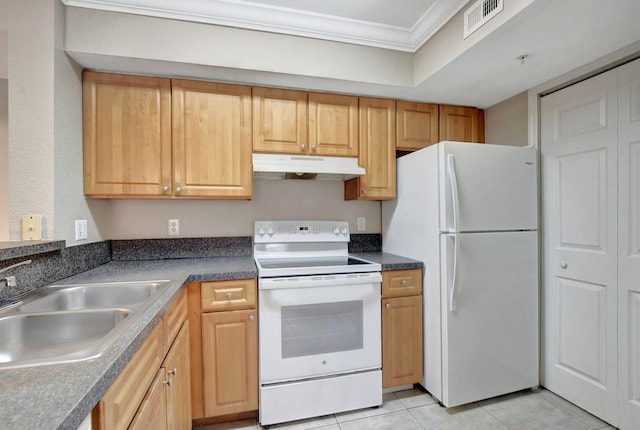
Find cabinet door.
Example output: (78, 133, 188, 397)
(83, 71, 172, 197)
(164, 321, 192, 430)
(172, 79, 252, 199)
(94, 323, 164, 430)
(128, 368, 168, 430)
(382, 295, 423, 388)
(439, 105, 485, 143)
(396, 101, 439, 151)
(345, 97, 396, 200)
(308, 92, 358, 157)
(253, 87, 308, 154)
(202, 309, 258, 417)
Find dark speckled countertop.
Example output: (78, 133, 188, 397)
(0, 251, 420, 430)
(0, 256, 256, 430)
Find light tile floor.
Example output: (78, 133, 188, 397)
(195, 387, 616, 430)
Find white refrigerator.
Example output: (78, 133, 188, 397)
(382, 141, 538, 408)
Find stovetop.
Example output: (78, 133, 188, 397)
(253, 221, 381, 278)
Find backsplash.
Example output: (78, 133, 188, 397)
(0, 233, 382, 302)
(0, 241, 111, 301)
(111, 237, 252, 260)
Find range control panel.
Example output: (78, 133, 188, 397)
(254, 220, 350, 243)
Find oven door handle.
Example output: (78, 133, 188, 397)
(259, 272, 382, 290)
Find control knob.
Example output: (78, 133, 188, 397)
(341, 227, 348, 235)
(257, 227, 266, 236)
(267, 227, 275, 236)
(333, 226, 340, 235)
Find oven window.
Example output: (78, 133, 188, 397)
(281, 300, 363, 358)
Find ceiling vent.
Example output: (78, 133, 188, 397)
(463, 0, 504, 39)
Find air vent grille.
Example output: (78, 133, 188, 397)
(464, 0, 504, 39)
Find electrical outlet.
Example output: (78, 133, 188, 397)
(168, 219, 180, 236)
(357, 217, 366, 232)
(75, 220, 88, 240)
(22, 215, 42, 240)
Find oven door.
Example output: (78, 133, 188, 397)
(258, 272, 381, 384)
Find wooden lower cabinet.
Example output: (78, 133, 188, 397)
(129, 368, 169, 430)
(164, 321, 192, 430)
(92, 291, 190, 430)
(188, 279, 258, 424)
(381, 269, 423, 389)
(201, 309, 258, 417)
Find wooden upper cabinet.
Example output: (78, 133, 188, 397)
(439, 105, 485, 143)
(253, 88, 358, 156)
(396, 101, 439, 151)
(308, 92, 358, 156)
(172, 79, 253, 199)
(345, 97, 396, 200)
(83, 71, 172, 197)
(252, 87, 308, 154)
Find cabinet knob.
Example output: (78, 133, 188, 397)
(300, 143, 306, 151)
(362, 189, 368, 195)
(311, 144, 317, 152)
(386, 303, 391, 309)
(401, 280, 408, 286)
(175, 186, 182, 193)
(164, 378, 172, 387)
(168, 368, 177, 376)
(560, 261, 568, 269)
(226, 292, 232, 299)
(163, 185, 169, 192)
(248, 315, 255, 321)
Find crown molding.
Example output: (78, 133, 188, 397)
(61, 0, 468, 52)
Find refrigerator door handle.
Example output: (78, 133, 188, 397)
(447, 154, 460, 233)
(449, 233, 459, 312)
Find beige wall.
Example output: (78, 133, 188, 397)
(0, 78, 7, 240)
(101, 179, 381, 239)
(485, 91, 529, 147)
(7, 0, 55, 240)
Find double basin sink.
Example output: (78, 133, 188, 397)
(0, 280, 171, 368)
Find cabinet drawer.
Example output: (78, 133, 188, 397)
(163, 290, 187, 353)
(382, 269, 422, 297)
(94, 323, 164, 430)
(201, 279, 257, 312)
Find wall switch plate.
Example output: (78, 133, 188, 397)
(168, 219, 180, 236)
(357, 217, 366, 232)
(22, 215, 42, 240)
(75, 220, 88, 240)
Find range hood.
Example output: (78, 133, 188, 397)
(252, 153, 365, 180)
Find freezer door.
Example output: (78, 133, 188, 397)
(439, 231, 538, 407)
(438, 141, 537, 232)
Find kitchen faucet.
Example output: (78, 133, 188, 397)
(0, 259, 32, 294)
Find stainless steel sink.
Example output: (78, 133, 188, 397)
(18, 281, 168, 313)
(0, 280, 171, 368)
(0, 309, 130, 367)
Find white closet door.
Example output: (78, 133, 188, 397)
(541, 68, 619, 425)
(618, 58, 640, 430)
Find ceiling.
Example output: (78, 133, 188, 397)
(61, 0, 640, 107)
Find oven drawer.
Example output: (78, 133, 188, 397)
(201, 279, 257, 312)
(381, 269, 422, 298)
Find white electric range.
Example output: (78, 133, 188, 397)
(254, 220, 382, 427)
